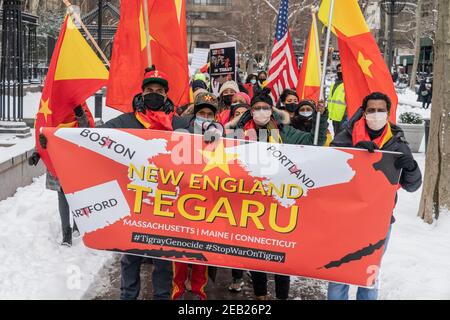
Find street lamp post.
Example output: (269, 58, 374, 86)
(381, 0, 406, 71)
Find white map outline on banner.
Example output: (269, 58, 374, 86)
(54, 128, 356, 209)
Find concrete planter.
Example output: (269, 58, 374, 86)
(398, 122, 425, 153)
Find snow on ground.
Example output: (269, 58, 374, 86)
(0, 134, 35, 164)
(299, 153, 450, 300)
(0, 154, 448, 299)
(378, 153, 450, 299)
(397, 88, 432, 121)
(0, 176, 113, 300)
(0, 88, 447, 300)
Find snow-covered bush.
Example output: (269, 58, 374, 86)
(399, 112, 424, 124)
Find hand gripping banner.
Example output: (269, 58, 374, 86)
(43, 127, 401, 287)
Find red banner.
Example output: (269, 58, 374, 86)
(43, 127, 401, 287)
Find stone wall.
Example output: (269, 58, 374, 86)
(0, 148, 46, 201)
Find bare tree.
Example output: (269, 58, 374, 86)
(410, 0, 423, 89)
(417, 0, 450, 223)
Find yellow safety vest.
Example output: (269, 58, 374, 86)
(328, 82, 347, 121)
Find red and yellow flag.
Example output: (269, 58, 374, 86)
(296, 17, 321, 102)
(319, 0, 398, 123)
(35, 14, 109, 176)
(106, 0, 190, 113)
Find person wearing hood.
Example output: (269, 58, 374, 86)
(417, 78, 432, 109)
(253, 70, 268, 97)
(291, 100, 333, 146)
(224, 89, 328, 300)
(218, 80, 240, 112)
(226, 88, 328, 146)
(328, 63, 347, 135)
(100, 67, 175, 301)
(328, 92, 422, 300)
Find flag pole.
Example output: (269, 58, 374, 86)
(142, 0, 153, 68)
(62, 0, 110, 67)
(313, 0, 335, 146)
(311, 7, 322, 85)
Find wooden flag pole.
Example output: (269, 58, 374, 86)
(313, 0, 335, 146)
(142, 0, 153, 68)
(311, 7, 322, 87)
(62, 0, 110, 67)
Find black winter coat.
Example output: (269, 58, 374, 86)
(331, 108, 422, 223)
(331, 107, 422, 193)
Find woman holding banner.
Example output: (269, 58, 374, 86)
(225, 88, 328, 299)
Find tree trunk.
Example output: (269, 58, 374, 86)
(410, 0, 423, 90)
(418, 0, 450, 223)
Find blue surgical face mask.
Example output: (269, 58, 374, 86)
(250, 79, 257, 85)
(195, 116, 210, 128)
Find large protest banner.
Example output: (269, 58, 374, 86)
(209, 42, 236, 89)
(43, 127, 401, 287)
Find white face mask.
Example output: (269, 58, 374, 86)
(252, 109, 272, 126)
(299, 111, 313, 118)
(365, 112, 388, 131)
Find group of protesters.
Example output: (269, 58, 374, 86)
(31, 62, 422, 301)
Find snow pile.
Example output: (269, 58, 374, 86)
(0, 176, 113, 300)
(0, 134, 35, 164)
(374, 154, 450, 299)
(397, 89, 431, 121)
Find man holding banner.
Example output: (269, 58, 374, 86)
(101, 68, 175, 300)
(330, 92, 422, 299)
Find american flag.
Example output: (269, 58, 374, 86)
(266, 0, 299, 103)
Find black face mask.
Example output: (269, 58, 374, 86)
(259, 78, 266, 84)
(222, 95, 233, 107)
(144, 93, 165, 111)
(336, 71, 343, 80)
(285, 103, 299, 113)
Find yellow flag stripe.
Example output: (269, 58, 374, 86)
(318, 0, 369, 37)
(304, 20, 321, 87)
(54, 15, 109, 81)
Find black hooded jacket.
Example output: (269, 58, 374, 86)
(100, 94, 175, 129)
(331, 107, 422, 193)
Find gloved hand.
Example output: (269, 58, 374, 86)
(316, 100, 326, 114)
(39, 133, 48, 149)
(28, 152, 41, 166)
(203, 121, 224, 144)
(394, 154, 417, 171)
(163, 100, 174, 114)
(74, 105, 84, 117)
(132, 93, 145, 112)
(354, 141, 378, 153)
